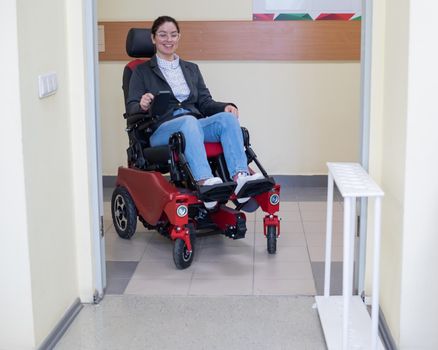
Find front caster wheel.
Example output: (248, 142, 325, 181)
(111, 186, 137, 239)
(173, 227, 196, 269)
(267, 225, 277, 254)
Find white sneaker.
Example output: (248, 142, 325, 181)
(201, 177, 223, 209)
(234, 172, 265, 203)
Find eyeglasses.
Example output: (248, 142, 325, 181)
(156, 31, 180, 41)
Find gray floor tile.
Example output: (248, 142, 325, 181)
(311, 261, 344, 296)
(294, 187, 328, 202)
(103, 186, 113, 202)
(307, 244, 344, 262)
(278, 188, 298, 201)
(105, 261, 138, 295)
(106, 261, 138, 279)
(106, 278, 132, 295)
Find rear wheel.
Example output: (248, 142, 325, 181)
(173, 225, 196, 269)
(267, 225, 277, 254)
(111, 186, 137, 239)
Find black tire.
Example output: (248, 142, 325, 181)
(267, 225, 277, 254)
(111, 186, 137, 239)
(173, 226, 196, 269)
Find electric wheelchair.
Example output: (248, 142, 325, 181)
(111, 28, 281, 269)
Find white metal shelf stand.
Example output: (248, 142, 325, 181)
(315, 163, 384, 350)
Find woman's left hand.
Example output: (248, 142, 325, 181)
(225, 105, 239, 118)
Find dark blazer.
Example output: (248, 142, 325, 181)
(126, 55, 234, 130)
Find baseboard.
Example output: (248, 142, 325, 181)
(273, 175, 328, 187)
(379, 307, 398, 350)
(103, 175, 117, 188)
(103, 175, 328, 188)
(38, 298, 83, 350)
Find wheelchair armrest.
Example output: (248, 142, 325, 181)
(124, 112, 157, 132)
(241, 127, 250, 147)
(124, 112, 155, 125)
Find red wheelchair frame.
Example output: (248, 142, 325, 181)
(111, 28, 281, 269)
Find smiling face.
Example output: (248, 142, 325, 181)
(152, 21, 180, 61)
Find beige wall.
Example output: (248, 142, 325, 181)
(0, 2, 36, 348)
(98, 0, 254, 21)
(18, 0, 78, 344)
(98, 0, 361, 176)
(399, 2, 438, 347)
(16, 0, 80, 346)
(366, 0, 408, 343)
(0, 0, 96, 348)
(368, 1, 438, 347)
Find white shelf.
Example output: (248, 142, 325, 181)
(327, 162, 384, 198)
(315, 296, 385, 350)
(321, 163, 384, 350)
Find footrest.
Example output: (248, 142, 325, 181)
(197, 181, 236, 202)
(236, 177, 275, 198)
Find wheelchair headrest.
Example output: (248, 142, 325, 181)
(126, 28, 155, 58)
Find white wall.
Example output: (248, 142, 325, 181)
(367, 1, 438, 347)
(98, 0, 361, 175)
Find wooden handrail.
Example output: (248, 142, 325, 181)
(98, 20, 360, 61)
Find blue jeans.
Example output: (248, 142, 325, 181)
(150, 112, 248, 181)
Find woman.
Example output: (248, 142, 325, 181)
(127, 16, 263, 208)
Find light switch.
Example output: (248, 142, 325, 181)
(38, 72, 58, 99)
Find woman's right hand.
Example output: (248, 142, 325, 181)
(140, 93, 154, 111)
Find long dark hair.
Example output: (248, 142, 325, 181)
(151, 16, 180, 37)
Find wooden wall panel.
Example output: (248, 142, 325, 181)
(98, 21, 360, 61)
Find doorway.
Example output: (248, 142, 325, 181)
(91, 4, 371, 300)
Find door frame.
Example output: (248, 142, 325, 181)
(84, 0, 106, 300)
(357, 0, 373, 295)
(84, 0, 373, 299)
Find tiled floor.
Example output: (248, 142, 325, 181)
(104, 186, 346, 297)
(54, 186, 344, 350)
